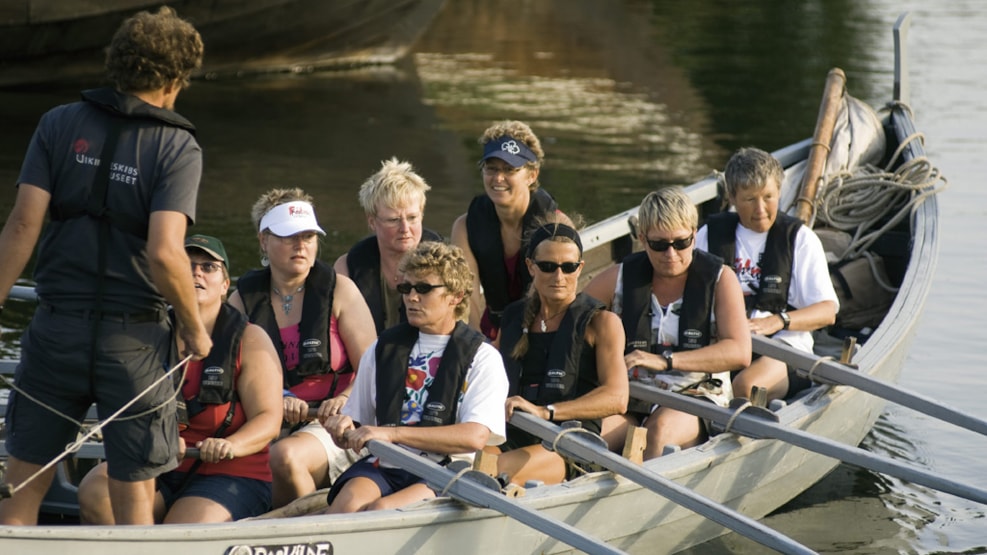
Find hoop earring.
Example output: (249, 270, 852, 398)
(261, 254, 270, 268)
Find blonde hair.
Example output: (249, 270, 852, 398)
(638, 186, 697, 235)
(358, 158, 430, 216)
(399, 241, 474, 321)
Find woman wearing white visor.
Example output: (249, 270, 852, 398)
(229, 188, 375, 509)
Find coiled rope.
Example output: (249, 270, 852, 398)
(814, 110, 948, 263)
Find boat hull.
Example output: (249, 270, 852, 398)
(0, 0, 447, 87)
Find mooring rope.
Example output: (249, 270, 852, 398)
(0, 354, 192, 499)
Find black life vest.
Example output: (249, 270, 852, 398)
(346, 228, 443, 333)
(173, 303, 246, 426)
(705, 211, 800, 313)
(465, 188, 558, 327)
(499, 292, 603, 404)
(374, 321, 484, 427)
(237, 260, 342, 389)
(49, 88, 197, 240)
(619, 249, 722, 353)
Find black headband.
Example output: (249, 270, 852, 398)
(526, 223, 583, 258)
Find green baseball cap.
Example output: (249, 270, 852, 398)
(185, 234, 229, 268)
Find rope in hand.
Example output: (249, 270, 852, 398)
(0, 354, 193, 500)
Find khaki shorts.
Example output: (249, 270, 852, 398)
(293, 421, 367, 483)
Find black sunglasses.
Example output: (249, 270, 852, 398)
(646, 235, 694, 252)
(532, 260, 582, 274)
(396, 282, 446, 295)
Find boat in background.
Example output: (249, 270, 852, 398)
(0, 13, 957, 554)
(0, 0, 447, 87)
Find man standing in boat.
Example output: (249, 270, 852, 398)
(697, 147, 839, 403)
(0, 7, 211, 525)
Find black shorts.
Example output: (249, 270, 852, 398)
(326, 456, 426, 506)
(3, 307, 178, 482)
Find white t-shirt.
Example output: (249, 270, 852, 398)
(342, 331, 508, 464)
(696, 223, 839, 353)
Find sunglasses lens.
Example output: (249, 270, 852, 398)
(397, 282, 443, 294)
(647, 235, 694, 251)
(534, 261, 581, 274)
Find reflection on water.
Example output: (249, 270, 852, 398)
(1, 0, 985, 551)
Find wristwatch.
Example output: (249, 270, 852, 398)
(778, 310, 791, 330)
(662, 350, 674, 371)
(546, 404, 556, 422)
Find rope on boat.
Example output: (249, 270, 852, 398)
(806, 355, 837, 385)
(723, 400, 753, 435)
(438, 465, 474, 497)
(813, 106, 948, 264)
(0, 355, 192, 499)
(0, 361, 190, 430)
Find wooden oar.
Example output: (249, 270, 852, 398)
(366, 439, 626, 555)
(752, 335, 987, 437)
(795, 67, 846, 223)
(630, 383, 987, 506)
(510, 412, 817, 555)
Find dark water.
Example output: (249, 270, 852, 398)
(2, 0, 985, 551)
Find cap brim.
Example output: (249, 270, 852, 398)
(482, 150, 531, 168)
(186, 245, 226, 265)
(267, 222, 327, 237)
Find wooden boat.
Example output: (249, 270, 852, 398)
(0, 0, 447, 87)
(0, 13, 958, 554)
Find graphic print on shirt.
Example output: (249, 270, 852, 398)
(402, 350, 441, 424)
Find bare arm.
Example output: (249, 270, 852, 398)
(332, 419, 491, 455)
(196, 324, 282, 463)
(333, 274, 377, 372)
(333, 253, 350, 277)
(0, 184, 49, 306)
(749, 300, 837, 336)
(147, 210, 211, 359)
(450, 213, 485, 330)
(581, 264, 618, 309)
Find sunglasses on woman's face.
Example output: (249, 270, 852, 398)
(645, 235, 694, 252)
(532, 260, 582, 274)
(396, 282, 446, 295)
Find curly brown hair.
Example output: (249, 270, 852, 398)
(398, 241, 474, 321)
(105, 6, 204, 92)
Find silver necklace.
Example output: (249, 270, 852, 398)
(272, 285, 304, 315)
(539, 307, 567, 333)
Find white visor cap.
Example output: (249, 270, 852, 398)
(259, 201, 326, 237)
